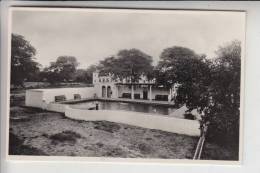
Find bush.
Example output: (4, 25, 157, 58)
(50, 130, 81, 144)
(9, 132, 47, 155)
(184, 113, 196, 120)
(93, 121, 121, 133)
(10, 93, 25, 106)
(206, 107, 239, 148)
(137, 143, 152, 154)
(105, 147, 125, 157)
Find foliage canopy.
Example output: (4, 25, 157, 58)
(11, 34, 40, 86)
(43, 56, 79, 83)
(98, 49, 154, 82)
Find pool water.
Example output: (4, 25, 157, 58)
(69, 101, 177, 116)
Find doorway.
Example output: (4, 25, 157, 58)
(107, 86, 112, 98)
(143, 90, 148, 100)
(102, 86, 106, 98)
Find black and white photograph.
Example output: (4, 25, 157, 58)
(8, 7, 245, 162)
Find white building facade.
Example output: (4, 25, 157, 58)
(92, 72, 179, 102)
(25, 72, 179, 109)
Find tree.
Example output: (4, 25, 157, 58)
(74, 69, 88, 82)
(74, 65, 98, 83)
(155, 46, 212, 108)
(211, 40, 241, 109)
(156, 43, 241, 150)
(11, 34, 40, 86)
(206, 40, 241, 146)
(98, 49, 154, 82)
(44, 56, 79, 83)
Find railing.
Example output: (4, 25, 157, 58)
(193, 125, 208, 160)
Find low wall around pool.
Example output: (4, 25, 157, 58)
(41, 102, 200, 136)
(25, 87, 95, 109)
(64, 106, 200, 136)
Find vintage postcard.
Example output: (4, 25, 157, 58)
(7, 7, 245, 163)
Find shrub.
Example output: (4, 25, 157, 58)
(93, 121, 121, 133)
(137, 143, 152, 154)
(105, 147, 125, 157)
(50, 130, 81, 144)
(9, 132, 46, 155)
(206, 108, 239, 148)
(184, 113, 196, 120)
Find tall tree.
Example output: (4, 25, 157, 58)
(211, 40, 241, 109)
(44, 56, 79, 83)
(98, 49, 154, 82)
(206, 40, 241, 146)
(11, 34, 40, 86)
(74, 65, 98, 83)
(155, 46, 212, 108)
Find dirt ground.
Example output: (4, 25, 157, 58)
(9, 89, 238, 160)
(9, 106, 198, 159)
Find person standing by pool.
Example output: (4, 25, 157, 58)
(95, 102, 99, 110)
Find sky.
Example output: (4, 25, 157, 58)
(12, 8, 245, 68)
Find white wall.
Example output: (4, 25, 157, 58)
(65, 106, 200, 136)
(94, 83, 117, 98)
(41, 87, 95, 103)
(25, 87, 95, 108)
(39, 102, 200, 136)
(46, 103, 67, 113)
(25, 90, 44, 108)
(26, 86, 171, 109)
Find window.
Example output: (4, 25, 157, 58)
(122, 93, 131, 99)
(54, 95, 66, 102)
(134, 94, 140, 99)
(155, 95, 168, 101)
(74, 94, 81, 100)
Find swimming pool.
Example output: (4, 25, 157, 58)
(68, 101, 180, 117)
